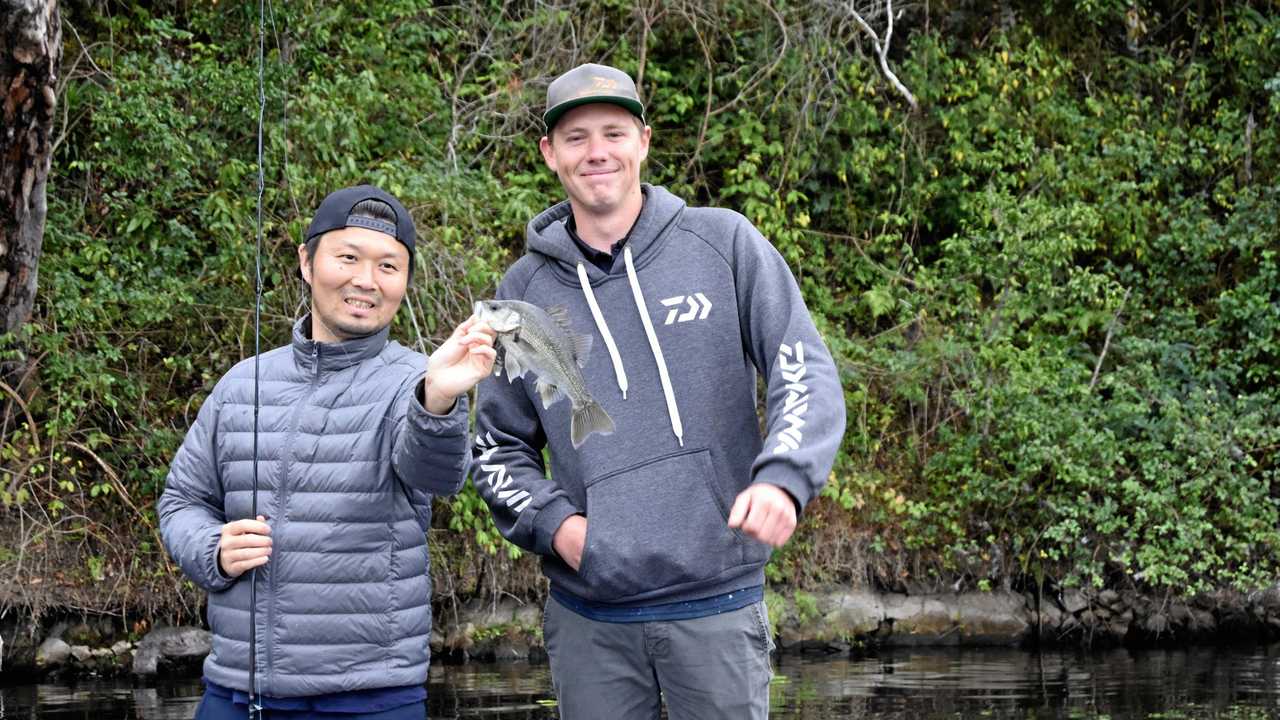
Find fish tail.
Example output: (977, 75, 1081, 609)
(571, 400, 615, 449)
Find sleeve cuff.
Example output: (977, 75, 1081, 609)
(409, 377, 469, 431)
(204, 527, 235, 593)
(753, 466, 815, 516)
(532, 497, 582, 558)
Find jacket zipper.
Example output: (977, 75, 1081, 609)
(265, 342, 323, 693)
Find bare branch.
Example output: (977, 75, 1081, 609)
(846, 0, 918, 111)
(1089, 287, 1132, 392)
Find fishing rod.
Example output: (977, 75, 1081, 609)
(249, 0, 266, 716)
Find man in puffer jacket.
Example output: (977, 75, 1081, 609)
(159, 185, 496, 719)
(472, 64, 846, 719)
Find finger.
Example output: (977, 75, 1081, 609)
(225, 518, 269, 536)
(727, 491, 751, 528)
(231, 554, 271, 574)
(455, 316, 477, 336)
(769, 522, 796, 547)
(229, 545, 272, 563)
(458, 330, 495, 348)
(742, 502, 770, 538)
(226, 533, 273, 549)
(469, 345, 497, 361)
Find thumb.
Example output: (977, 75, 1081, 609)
(727, 489, 751, 528)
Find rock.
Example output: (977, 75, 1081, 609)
(1143, 613, 1169, 635)
(1095, 606, 1112, 620)
(882, 595, 957, 645)
(1189, 609, 1216, 634)
(493, 636, 532, 661)
(1060, 589, 1089, 615)
(70, 645, 93, 662)
(35, 637, 72, 668)
(823, 590, 884, 638)
(132, 627, 212, 676)
(1105, 622, 1129, 643)
(1098, 589, 1120, 608)
(65, 623, 100, 646)
(429, 629, 445, 655)
(111, 641, 132, 655)
(955, 592, 1030, 645)
(1118, 609, 1135, 624)
(91, 647, 114, 659)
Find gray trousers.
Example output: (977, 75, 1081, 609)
(542, 596, 774, 720)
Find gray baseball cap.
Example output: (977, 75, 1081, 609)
(544, 63, 645, 132)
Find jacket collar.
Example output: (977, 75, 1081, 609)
(291, 314, 389, 372)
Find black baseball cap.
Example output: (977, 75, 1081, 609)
(303, 184, 416, 277)
(544, 63, 645, 132)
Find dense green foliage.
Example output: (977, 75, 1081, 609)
(1, 0, 1276, 617)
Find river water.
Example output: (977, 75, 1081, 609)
(4, 645, 1280, 719)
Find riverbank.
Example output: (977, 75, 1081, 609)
(6, 584, 1280, 680)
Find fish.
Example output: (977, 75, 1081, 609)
(474, 299, 615, 448)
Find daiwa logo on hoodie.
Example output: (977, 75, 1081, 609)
(771, 341, 809, 454)
(475, 432, 531, 512)
(659, 292, 712, 325)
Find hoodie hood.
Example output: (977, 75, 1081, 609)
(525, 184, 686, 282)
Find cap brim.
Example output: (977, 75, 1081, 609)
(544, 96, 645, 132)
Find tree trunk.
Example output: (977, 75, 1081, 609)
(1, 0, 60, 336)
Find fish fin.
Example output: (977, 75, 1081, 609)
(504, 348, 526, 382)
(572, 333, 593, 367)
(535, 379, 564, 409)
(493, 346, 505, 376)
(545, 304, 579, 337)
(570, 400, 615, 449)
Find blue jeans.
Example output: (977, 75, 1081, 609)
(193, 691, 425, 720)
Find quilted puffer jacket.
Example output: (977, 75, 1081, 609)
(158, 316, 468, 697)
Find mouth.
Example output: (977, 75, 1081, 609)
(344, 297, 376, 313)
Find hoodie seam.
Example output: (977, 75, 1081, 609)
(677, 216, 739, 277)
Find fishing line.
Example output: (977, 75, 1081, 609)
(249, 0, 266, 715)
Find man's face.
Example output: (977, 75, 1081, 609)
(539, 103, 650, 217)
(298, 226, 410, 343)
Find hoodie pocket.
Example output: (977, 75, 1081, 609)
(578, 448, 742, 601)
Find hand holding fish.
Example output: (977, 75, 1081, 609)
(423, 316, 498, 414)
(727, 484, 797, 547)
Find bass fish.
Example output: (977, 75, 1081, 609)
(474, 300, 615, 448)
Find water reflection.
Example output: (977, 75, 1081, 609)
(3, 645, 1280, 719)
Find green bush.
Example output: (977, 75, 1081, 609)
(1, 0, 1276, 616)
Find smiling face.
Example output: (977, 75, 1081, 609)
(298, 226, 410, 343)
(539, 103, 650, 221)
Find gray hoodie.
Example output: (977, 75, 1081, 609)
(473, 185, 846, 606)
(158, 317, 469, 696)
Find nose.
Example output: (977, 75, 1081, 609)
(350, 261, 376, 290)
(586, 134, 609, 162)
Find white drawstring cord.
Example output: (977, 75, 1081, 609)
(577, 262, 629, 399)
(623, 247, 684, 446)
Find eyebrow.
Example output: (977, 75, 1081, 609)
(331, 239, 405, 260)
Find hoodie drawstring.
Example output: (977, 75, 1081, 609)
(576, 253, 685, 447)
(577, 262, 628, 400)
(623, 247, 684, 447)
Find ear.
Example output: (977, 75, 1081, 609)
(638, 124, 652, 165)
(297, 242, 312, 286)
(539, 135, 558, 173)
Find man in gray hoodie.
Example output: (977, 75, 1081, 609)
(159, 185, 496, 718)
(473, 64, 846, 718)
